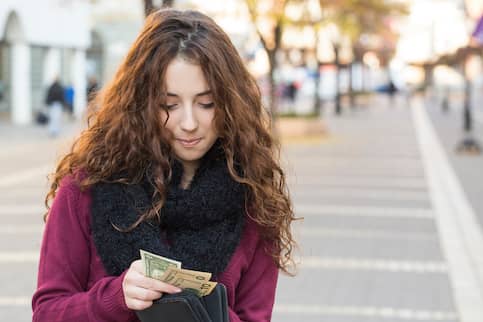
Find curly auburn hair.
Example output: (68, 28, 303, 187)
(45, 9, 298, 275)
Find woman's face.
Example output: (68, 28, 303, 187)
(161, 57, 218, 172)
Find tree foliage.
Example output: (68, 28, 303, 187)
(245, 0, 289, 121)
(319, 0, 408, 63)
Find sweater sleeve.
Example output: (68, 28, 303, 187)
(231, 233, 279, 322)
(32, 178, 136, 322)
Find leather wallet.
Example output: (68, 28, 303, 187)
(135, 284, 229, 322)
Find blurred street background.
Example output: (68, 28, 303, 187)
(1, 0, 483, 321)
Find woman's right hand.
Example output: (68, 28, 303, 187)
(122, 259, 182, 310)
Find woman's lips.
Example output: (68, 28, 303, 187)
(177, 138, 202, 147)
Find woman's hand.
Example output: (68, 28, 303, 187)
(122, 259, 182, 310)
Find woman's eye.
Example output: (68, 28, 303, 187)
(161, 104, 177, 110)
(199, 102, 215, 108)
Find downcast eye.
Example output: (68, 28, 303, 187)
(161, 104, 177, 110)
(199, 102, 215, 108)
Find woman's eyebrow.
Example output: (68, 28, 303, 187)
(195, 90, 212, 97)
(166, 90, 212, 97)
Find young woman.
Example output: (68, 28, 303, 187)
(32, 9, 296, 322)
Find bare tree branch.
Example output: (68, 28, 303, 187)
(143, 0, 175, 17)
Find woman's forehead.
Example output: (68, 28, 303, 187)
(164, 58, 210, 96)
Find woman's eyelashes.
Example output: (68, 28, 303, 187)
(162, 103, 177, 110)
(199, 102, 215, 108)
(161, 102, 215, 110)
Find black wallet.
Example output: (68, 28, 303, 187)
(135, 284, 229, 322)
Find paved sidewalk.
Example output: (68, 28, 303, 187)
(0, 117, 85, 321)
(424, 96, 483, 233)
(273, 95, 482, 322)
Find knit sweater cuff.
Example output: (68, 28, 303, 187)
(101, 271, 133, 319)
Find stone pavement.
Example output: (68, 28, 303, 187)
(1, 96, 483, 321)
(0, 118, 85, 321)
(424, 95, 483, 236)
(272, 94, 482, 322)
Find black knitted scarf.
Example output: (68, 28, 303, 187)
(90, 143, 246, 277)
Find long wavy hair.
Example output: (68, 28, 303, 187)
(45, 9, 298, 274)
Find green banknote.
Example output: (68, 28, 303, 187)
(140, 249, 181, 280)
(140, 249, 217, 297)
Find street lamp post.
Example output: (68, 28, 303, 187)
(456, 48, 481, 154)
(334, 42, 341, 115)
(456, 0, 482, 153)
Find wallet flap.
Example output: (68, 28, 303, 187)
(136, 297, 200, 322)
(136, 290, 212, 322)
(136, 285, 228, 322)
(201, 284, 229, 322)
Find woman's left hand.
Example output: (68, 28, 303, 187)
(122, 259, 182, 310)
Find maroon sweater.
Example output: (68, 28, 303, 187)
(32, 176, 278, 322)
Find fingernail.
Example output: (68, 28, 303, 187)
(175, 288, 182, 293)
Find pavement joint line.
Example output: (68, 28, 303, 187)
(287, 164, 425, 175)
(0, 252, 39, 263)
(301, 256, 447, 273)
(413, 99, 483, 321)
(0, 225, 43, 234)
(288, 178, 427, 190)
(292, 188, 429, 202)
(290, 171, 426, 179)
(283, 151, 421, 160)
(273, 304, 457, 320)
(0, 165, 51, 188)
(0, 297, 31, 306)
(295, 204, 434, 218)
(292, 156, 421, 169)
(299, 227, 436, 240)
(0, 205, 45, 216)
(0, 142, 44, 159)
(293, 171, 426, 179)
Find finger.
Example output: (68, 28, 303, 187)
(130, 260, 144, 273)
(125, 285, 163, 302)
(138, 276, 182, 294)
(124, 269, 181, 294)
(125, 298, 153, 311)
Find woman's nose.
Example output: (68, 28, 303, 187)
(180, 106, 198, 132)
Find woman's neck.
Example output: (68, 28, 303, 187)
(180, 161, 198, 189)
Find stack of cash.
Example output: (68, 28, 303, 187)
(140, 249, 217, 297)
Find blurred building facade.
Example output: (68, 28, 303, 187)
(88, 0, 144, 86)
(0, 0, 91, 124)
(89, 0, 254, 85)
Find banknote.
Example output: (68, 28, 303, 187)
(161, 266, 217, 297)
(161, 266, 212, 282)
(140, 249, 181, 280)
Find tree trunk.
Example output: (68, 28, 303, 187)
(348, 63, 355, 109)
(334, 46, 341, 115)
(313, 61, 322, 115)
(144, 0, 155, 16)
(264, 23, 282, 127)
(463, 54, 472, 133)
(144, 0, 174, 17)
(268, 52, 277, 125)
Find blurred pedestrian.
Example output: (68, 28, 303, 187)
(87, 75, 99, 103)
(45, 77, 65, 137)
(64, 84, 75, 118)
(387, 79, 397, 103)
(0, 79, 4, 102)
(32, 9, 297, 322)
